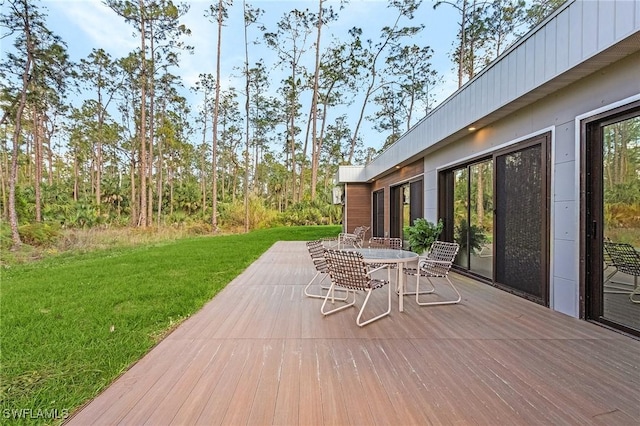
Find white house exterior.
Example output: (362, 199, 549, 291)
(336, 0, 640, 336)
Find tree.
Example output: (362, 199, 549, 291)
(78, 48, 122, 212)
(144, 0, 191, 227)
(386, 43, 437, 129)
(106, 0, 190, 227)
(106, 0, 150, 227)
(207, 0, 231, 231)
(242, 1, 263, 232)
(372, 83, 405, 150)
(435, 0, 485, 87)
(525, 0, 565, 28)
(265, 8, 315, 205)
(483, 0, 526, 61)
(349, 0, 424, 159)
(0, 0, 69, 248)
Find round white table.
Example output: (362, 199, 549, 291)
(343, 248, 419, 312)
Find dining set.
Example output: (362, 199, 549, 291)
(305, 226, 461, 327)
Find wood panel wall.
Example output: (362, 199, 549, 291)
(344, 183, 371, 237)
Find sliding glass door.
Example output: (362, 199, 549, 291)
(448, 159, 493, 278)
(585, 102, 640, 336)
(441, 135, 549, 305)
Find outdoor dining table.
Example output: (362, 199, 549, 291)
(342, 247, 419, 312)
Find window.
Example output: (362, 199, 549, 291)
(390, 179, 423, 239)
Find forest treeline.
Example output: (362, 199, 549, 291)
(0, 0, 564, 250)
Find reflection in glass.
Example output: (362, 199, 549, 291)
(469, 160, 493, 277)
(453, 168, 469, 268)
(602, 115, 640, 331)
(403, 184, 410, 240)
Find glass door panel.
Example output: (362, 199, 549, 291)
(601, 115, 640, 331)
(469, 160, 493, 278)
(453, 168, 469, 268)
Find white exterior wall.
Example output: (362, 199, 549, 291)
(422, 52, 640, 317)
(337, 0, 640, 318)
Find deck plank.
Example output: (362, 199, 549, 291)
(67, 241, 640, 425)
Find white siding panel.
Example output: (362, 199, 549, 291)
(508, 49, 517, 101)
(498, 58, 507, 105)
(545, 18, 557, 79)
(556, 8, 570, 71)
(637, 0, 640, 28)
(568, 1, 583, 66)
(478, 73, 487, 112)
(554, 161, 575, 202)
(493, 60, 502, 107)
(480, 73, 488, 113)
(463, 88, 470, 123)
(582, 0, 598, 57)
(534, 31, 546, 87)
(598, 0, 616, 49)
(554, 122, 575, 165)
(464, 81, 473, 121)
(516, 39, 536, 91)
(467, 83, 475, 120)
(554, 201, 576, 241)
(615, 0, 636, 38)
(553, 238, 577, 281)
(552, 276, 578, 317)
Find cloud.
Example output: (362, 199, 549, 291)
(47, 0, 138, 57)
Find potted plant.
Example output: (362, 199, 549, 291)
(455, 219, 488, 254)
(404, 218, 444, 254)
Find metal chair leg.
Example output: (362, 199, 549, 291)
(416, 275, 461, 306)
(305, 272, 348, 300)
(321, 282, 356, 316)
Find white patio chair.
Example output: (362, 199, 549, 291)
(304, 240, 348, 300)
(367, 236, 403, 250)
(367, 236, 402, 269)
(404, 241, 461, 306)
(337, 225, 369, 249)
(322, 249, 391, 327)
(603, 241, 640, 304)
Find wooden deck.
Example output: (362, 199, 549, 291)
(67, 241, 640, 425)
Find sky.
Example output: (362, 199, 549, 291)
(19, 0, 462, 152)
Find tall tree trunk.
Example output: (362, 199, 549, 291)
(73, 147, 79, 202)
(0, 138, 7, 220)
(211, 0, 223, 232)
(96, 92, 103, 213)
(34, 110, 42, 222)
(243, 0, 250, 233)
(201, 123, 207, 217)
(156, 109, 164, 227)
(147, 25, 155, 227)
(138, 0, 148, 228)
(8, 1, 35, 248)
(458, 0, 467, 88)
(288, 89, 297, 203)
(309, 0, 323, 201)
(129, 153, 137, 226)
(46, 124, 53, 185)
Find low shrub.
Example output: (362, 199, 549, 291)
(18, 222, 61, 247)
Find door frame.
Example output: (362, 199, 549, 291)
(581, 99, 640, 335)
(438, 133, 551, 305)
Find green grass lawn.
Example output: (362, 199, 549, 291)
(0, 225, 340, 424)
